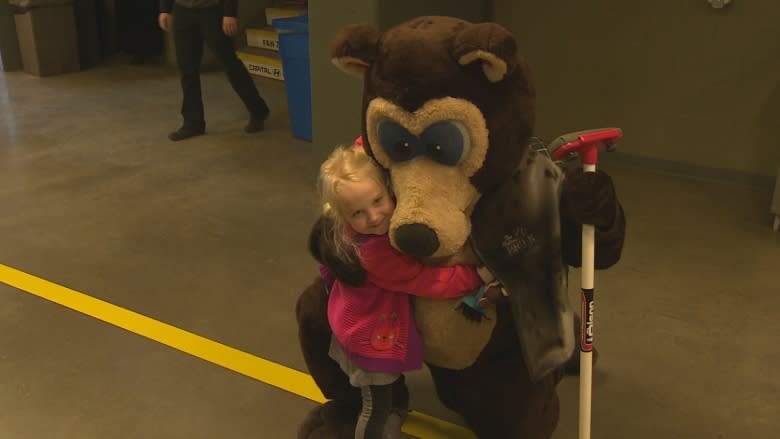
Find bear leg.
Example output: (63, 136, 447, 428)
(297, 400, 359, 439)
(428, 361, 560, 439)
(426, 304, 560, 439)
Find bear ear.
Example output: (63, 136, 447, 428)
(453, 23, 518, 83)
(330, 24, 381, 78)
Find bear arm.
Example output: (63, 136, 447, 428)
(561, 199, 626, 270)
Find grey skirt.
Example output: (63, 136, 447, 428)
(328, 336, 400, 387)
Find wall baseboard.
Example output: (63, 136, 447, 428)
(601, 151, 776, 190)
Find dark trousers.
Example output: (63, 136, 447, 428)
(172, 4, 268, 128)
(117, 0, 162, 57)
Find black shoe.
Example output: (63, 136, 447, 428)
(245, 111, 268, 133)
(168, 125, 205, 141)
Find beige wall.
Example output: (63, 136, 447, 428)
(377, 0, 488, 30)
(309, 0, 379, 162)
(492, 0, 780, 178)
(238, 0, 270, 27)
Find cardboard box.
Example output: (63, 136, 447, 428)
(246, 27, 279, 52)
(264, 7, 306, 26)
(13, 4, 80, 76)
(237, 48, 284, 81)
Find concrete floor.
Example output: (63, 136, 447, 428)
(0, 60, 778, 439)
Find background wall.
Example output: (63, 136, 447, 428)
(376, 0, 488, 32)
(309, 0, 378, 163)
(5, 1, 773, 183)
(491, 0, 780, 182)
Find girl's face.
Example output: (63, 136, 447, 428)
(337, 178, 395, 235)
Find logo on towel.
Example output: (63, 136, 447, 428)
(501, 226, 536, 256)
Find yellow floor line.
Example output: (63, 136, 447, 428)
(0, 263, 476, 439)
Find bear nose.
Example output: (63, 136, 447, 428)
(394, 223, 439, 258)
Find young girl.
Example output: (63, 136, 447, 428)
(317, 142, 484, 439)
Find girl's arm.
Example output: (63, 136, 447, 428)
(360, 236, 482, 299)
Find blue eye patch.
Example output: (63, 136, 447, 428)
(377, 119, 469, 166)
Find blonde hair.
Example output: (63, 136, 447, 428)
(318, 144, 390, 261)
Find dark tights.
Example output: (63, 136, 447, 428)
(355, 382, 402, 439)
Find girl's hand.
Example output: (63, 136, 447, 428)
(478, 283, 509, 308)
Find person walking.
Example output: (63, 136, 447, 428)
(159, 0, 270, 141)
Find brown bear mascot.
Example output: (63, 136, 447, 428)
(296, 16, 626, 439)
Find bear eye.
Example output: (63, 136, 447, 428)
(377, 120, 422, 163)
(420, 121, 470, 166)
(396, 140, 413, 156)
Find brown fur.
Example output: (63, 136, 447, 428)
(298, 16, 626, 439)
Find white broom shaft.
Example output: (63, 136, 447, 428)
(579, 162, 597, 439)
(579, 351, 593, 439)
(581, 223, 595, 289)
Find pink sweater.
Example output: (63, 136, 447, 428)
(327, 234, 482, 373)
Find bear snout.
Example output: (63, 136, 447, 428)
(393, 223, 440, 258)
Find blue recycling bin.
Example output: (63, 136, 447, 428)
(272, 14, 312, 142)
